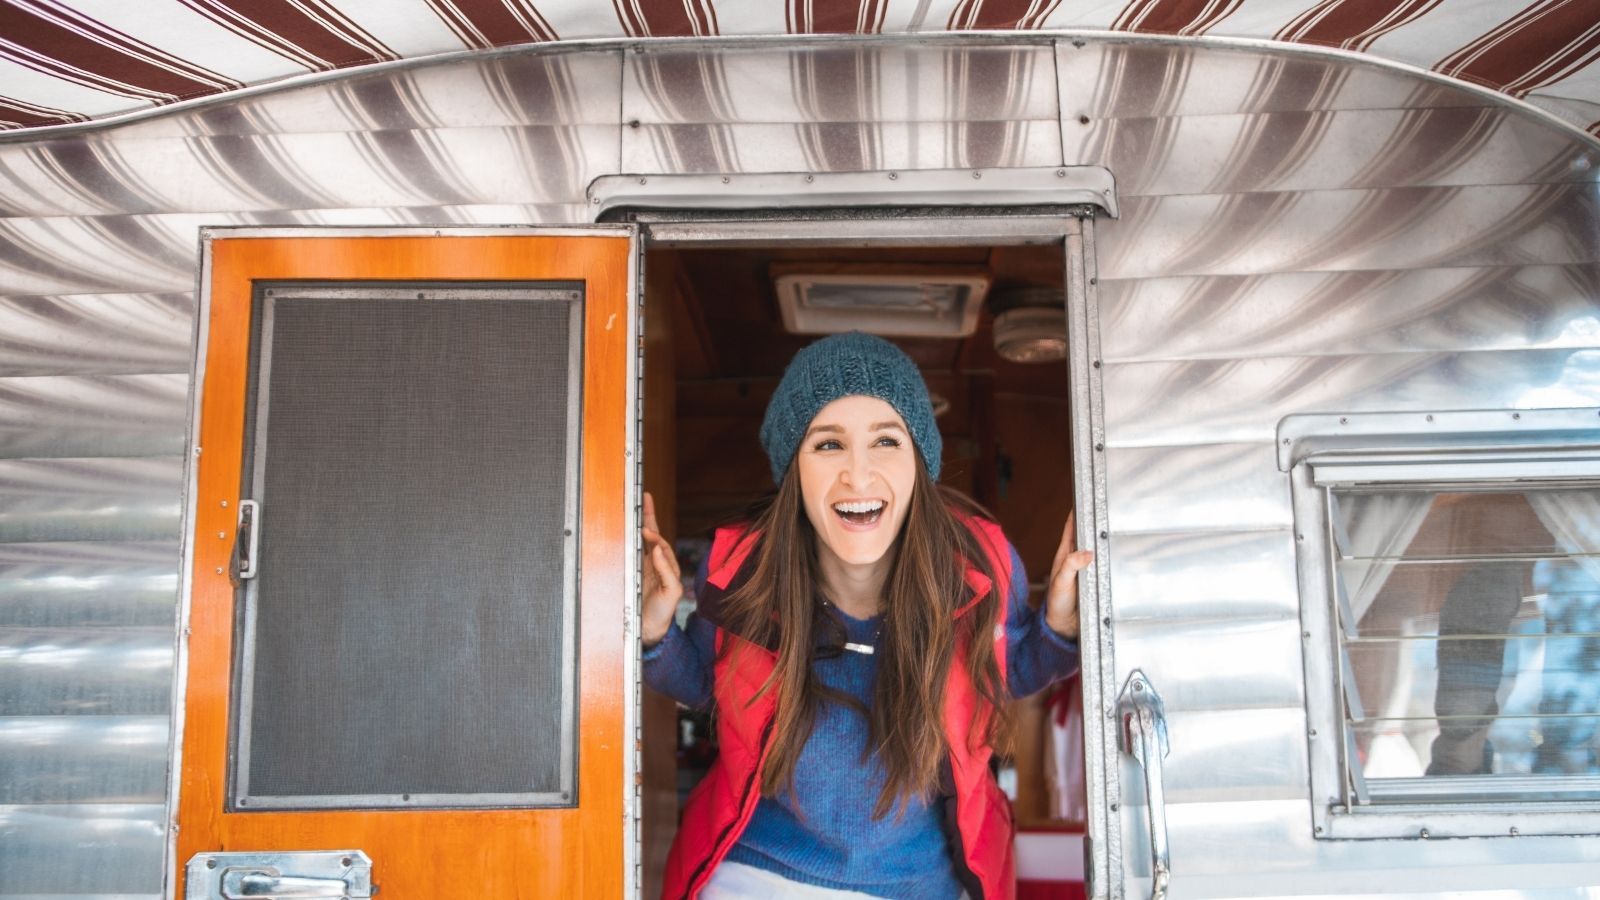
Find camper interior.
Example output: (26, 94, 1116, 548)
(638, 237, 1087, 897)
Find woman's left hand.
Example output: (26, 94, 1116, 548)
(1044, 511, 1095, 639)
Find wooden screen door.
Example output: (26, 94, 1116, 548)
(173, 228, 638, 899)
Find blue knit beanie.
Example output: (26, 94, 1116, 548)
(759, 332, 942, 484)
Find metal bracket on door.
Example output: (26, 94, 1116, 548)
(185, 850, 372, 899)
(236, 499, 260, 580)
(1117, 669, 1171, 900)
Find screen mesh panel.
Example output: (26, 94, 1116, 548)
(235, 284, 580, 808)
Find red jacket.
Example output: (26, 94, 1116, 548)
(661, 514, 1017, 900)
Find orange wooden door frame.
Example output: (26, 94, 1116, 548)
(174, 230, 636, 899)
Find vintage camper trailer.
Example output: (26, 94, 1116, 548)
(3, 2, 1600, 898)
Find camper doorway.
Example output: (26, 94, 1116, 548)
(636, 214, 1096, 899)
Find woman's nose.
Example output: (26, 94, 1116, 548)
(842, 446, 873, 488)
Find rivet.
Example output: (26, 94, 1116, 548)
(1338, 417, 1348, 425)
(1308, 728, 1317, 737)
(1110, 802, 1119, 811)
(972, 171, 982, 180)
(1426, 414, 1435, 422)
(1303, 630, 1311, 639)
(1094, 443, 1104, 452)
(1056, 169, 1067, 177)
(342, 856, 353, 867)
(888, 172, 899, 180)
(627, 119, 640, 129)
(1315, 826, 1324, 835)
(218, 531, 226, 539)
(194, 447, 202, 457)
(1133, 681, 1143, 692)
(638, 177, 647, 185)
(1512, 412, 1521, 420)
(1420, 828, 1430, 839)
(220, 500, 229, 507)
(417, 292, 425, 300)
(564, 528, 573, 536)
(207, 859, 218, 869)
(1089, 277, 1098, 285)
(238, 798, 247, 806)
(403, 793, 411, 801)
(1078, 115, 1090, 125)
(1510, 826, 1520, 836)
(721, 176, 730, 184)
(591, 197, 601, 204)
(1282, 438, 1291, 445)
(1295, 533, 1305, 542)
(805, 174, 815, 183)
(1071, 39, 1086, 49)
(1102, 617, 1111, 626)
(215, 567, 224, 575)
(1099, 530, 1108, 539)
(1092, 359, 1102, 368)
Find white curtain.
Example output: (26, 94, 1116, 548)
(1336, 491, 1434, 623)
(1529, 491, 1600, 585)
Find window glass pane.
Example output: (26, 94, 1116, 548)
(1330, 482, 1600, 802)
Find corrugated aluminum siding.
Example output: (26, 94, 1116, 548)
(0, 35, 1597, 898)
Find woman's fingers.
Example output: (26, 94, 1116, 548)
(641, 525, 679, 580)
(1045, 512, 1092, 638)
(643, 491, 660, 535)
(1051, 511, 1077, 574)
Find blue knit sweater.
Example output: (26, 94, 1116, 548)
(642, 542, 1079, 899)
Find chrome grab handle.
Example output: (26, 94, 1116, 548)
(1118, 669, 1171, 900)
(221, 870, 350, 898)
(185, 851, 371, 900)
(238, 499, 260, 580)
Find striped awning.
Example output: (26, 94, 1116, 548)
(1, 0, 1597, 139)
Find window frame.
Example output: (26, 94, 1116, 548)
(1281, 407, 1600, 840)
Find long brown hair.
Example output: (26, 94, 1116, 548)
(718, 460, 1013, 818)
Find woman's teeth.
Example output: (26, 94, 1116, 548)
(833, 500, 885, 525)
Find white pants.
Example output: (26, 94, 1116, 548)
(700, 861, 968, 900)
(700, 862, 887, 899)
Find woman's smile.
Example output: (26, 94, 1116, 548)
(831, 497, 887, 530)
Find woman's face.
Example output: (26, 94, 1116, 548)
(795, 395, 919, 571)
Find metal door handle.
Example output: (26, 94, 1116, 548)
(1118, 669, 1171, 900)
(186, 851, 371, 900)
(238, 499, 260, 579)
(222, 869, 351, 898)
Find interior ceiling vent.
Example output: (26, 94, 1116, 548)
(772, 263, 991, 338)
(992, 287, 1067, 363)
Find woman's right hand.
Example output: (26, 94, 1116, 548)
(641, 491, 683, 647)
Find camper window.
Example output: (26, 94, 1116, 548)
(1285, 411, 1600, 839)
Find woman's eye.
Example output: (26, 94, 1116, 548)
(875, 436, 901, 448)
(813, 439, 843, 451)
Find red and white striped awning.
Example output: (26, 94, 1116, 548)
(1, 0, 1597, 139)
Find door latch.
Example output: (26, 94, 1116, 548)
(1117, 669, 1171, 900)
(186, 851, 371, 899)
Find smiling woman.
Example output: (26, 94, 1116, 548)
(639, 332, 1091, 900)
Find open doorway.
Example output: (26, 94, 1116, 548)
(638, 231, 1089, 898)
